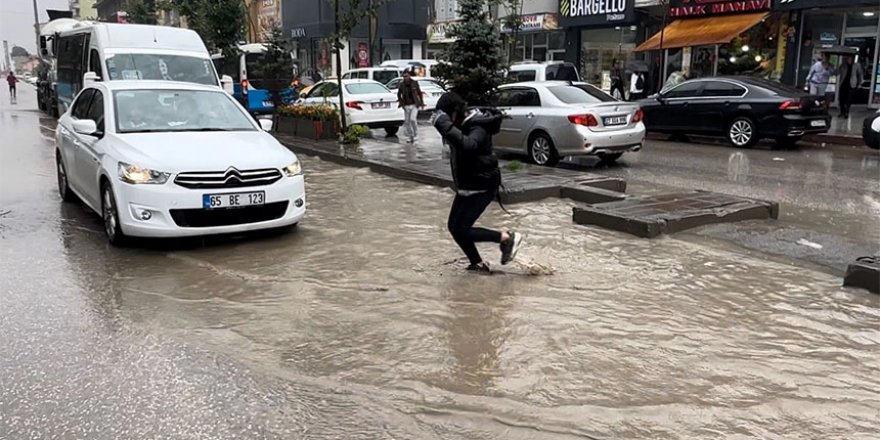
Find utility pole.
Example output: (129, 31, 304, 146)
(334, 0, 347, 133)
(32, 0, 41, 53)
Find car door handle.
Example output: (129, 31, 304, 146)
(527, 112, 535, 118)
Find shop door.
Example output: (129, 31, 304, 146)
(843, 35, 876, 106)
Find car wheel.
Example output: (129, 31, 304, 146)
(101, 182, 129, 247)
(529, 133, 559, 166)
(384, 126, 399, 136)
(598, 152, 624, 165)
(56, 152, 77, 202)
(728, 116, 758, 148)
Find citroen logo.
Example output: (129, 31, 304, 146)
(223, 167, 243, 183)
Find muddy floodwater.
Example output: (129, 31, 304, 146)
(1, 97, 879, 439)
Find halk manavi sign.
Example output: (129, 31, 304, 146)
(559, 0, 636, 27)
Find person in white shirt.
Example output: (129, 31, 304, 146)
(629, 71, 645, 101)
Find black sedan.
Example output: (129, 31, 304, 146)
(639, 77, 830, 148)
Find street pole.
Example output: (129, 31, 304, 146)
(32, 0, 41, 54)
(658, 0, 668, 92)
(334, 0, 347, 133)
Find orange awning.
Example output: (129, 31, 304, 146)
(636, 13, 769, 52)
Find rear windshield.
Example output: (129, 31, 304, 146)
(373, 70, 399, 84)
(417, 79, 443, 90)
(546, 64, 579, 81)
(547, 84, 616, 103)
(345, 83, 390, 94)
(508, 70, 536, 82)
(737, 77, 805, 96)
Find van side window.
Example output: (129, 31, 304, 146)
(89, 49, 102, 78)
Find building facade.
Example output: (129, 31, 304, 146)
(282, 0, 428, 77)
(70, 0, 98, 20)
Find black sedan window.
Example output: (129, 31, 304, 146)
(664, 82, 703, 99)
(701, 81, 746, 98)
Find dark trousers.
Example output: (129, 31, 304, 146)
(447, 191, 502, 265)
(8, 85, 15, 98)
(839, 85, 854, 117)
(610, 82, 625, 101)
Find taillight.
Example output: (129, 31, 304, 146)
(632, 108, 644, 123)
(345, 101, 363, 110)
(779, 100, 802, 111)
(568, 114, 599, 127)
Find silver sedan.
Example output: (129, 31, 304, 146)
(489, 81, 646, 166)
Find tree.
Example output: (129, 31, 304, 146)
(160, 0, 246, 59)
(433, 0, 506, 105)
(252, 26, 292, 125)
(495, 0, 524, 63)
(125, 0, 158, 25)
(11, 46, 29, 57)
(325, 0, 390, 133)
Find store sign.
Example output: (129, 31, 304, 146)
(559, 0, 636, 27)
(290, 28, 306, 38)
(502, 13, 560, 33)
(428, 21, 457, 44)
(774, 0, 877, 11)
(669, 0, 771, 17)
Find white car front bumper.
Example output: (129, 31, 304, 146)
(113, 175, 306, 238)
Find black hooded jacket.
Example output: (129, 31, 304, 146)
(433, 108, 503, 192)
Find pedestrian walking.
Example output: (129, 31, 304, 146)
(806, 54, 832, 96)
(397, 69, 424, 143)
(609, 60, 625, 101)
(6, 71, 18, 103)
(836, 55, 864, 118)
(629, 71, 646, 101)
(431, 92, 523, 273)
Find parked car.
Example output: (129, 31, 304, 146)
(863, 109, 880, 149)
(341, 67, 401, 85)
(385, 77, 446, 110)
(55, 80, 305, 245)
(297, 79, 404, 135)
(380, 59, 439, 77)
(640, 76, 830, 148)
(506, 61, 580, 83)
(489, 81, 645, 166)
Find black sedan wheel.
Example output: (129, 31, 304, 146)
(728, 116, 758, 148)
(529, 133, 559, 166)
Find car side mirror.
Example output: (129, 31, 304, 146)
(72, 119, 98, 136)
(257, 118, 273, 131)
(83, 71, 100, 87)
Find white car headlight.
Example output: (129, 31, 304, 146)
(283, 159, 303, 177)
(118, 162, 170, 184)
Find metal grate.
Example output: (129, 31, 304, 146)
(174, 167, 282, 189)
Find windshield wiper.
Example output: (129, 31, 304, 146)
(122, 128, 169, 133)
(177, 128, 238, 132)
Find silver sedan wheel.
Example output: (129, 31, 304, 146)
(102, 186, 117, 240)
(531, 136, 551, 164)
(729, 119, 753, 147)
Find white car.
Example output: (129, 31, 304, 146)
(490, 81, 645, 166)
(55, 80, 305, 245)
(298, 79, 404, 136)
(385, 77, 446, 111)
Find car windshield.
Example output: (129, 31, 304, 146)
(546, 64, 579, 81)
(418, 79, 443, 90)
(105, 53, 218, 85)
(345, 83, 390, 94)
(373, 70, 399, 84)
(547, 84, 616, 104)
(114, 89, 256, 133)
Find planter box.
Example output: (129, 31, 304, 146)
(275, 115, 297, 135)
(295, 119, 338, 140)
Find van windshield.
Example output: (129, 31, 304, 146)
(105, 53, 218, 85)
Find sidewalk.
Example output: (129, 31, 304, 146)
(809, 105, 875, 146)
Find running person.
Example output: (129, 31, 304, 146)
(432, 92, 523, 273)
(6, 71, 18, 102)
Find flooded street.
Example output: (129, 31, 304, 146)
(2, 89, 879, 439)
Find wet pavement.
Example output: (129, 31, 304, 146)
(2, 87, 880, 439)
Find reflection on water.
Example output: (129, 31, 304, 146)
(5, 154, 879, 439)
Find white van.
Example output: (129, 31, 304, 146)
(380, 59, 439, 78)
(341, 67, 401, 85)
(43, 20, 218, 115)
(507, 61, 580, 83)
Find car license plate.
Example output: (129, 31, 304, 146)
(604, 116, 627, 126)
(203, 191, 265, 209)
(372, 102, 390, 109)
(810, 119, 826, 127)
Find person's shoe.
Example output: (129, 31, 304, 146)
(500, 232, 523, 265)
(466, 261, 492, 274)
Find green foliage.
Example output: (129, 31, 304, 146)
(341, 124, 370, 144)
(433, 0, 507, 105)
(125, 0, 158, 25)
(10, 46, 29, 57)
(504, 160, 524, 172)
(159, 0, 245, 59)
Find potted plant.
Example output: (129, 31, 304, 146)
(276, 104, 340, 140)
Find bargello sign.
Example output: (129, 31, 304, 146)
(559, 0, 636, 26)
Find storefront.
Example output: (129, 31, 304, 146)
(560, 0, 641, 90)
(426, 21, 456, 59)
(636, 0, 781, 85)
(775, 0, 880, 108)
(504, 13, 566, 62)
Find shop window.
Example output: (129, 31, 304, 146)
(581, 27, 637, 90)
(716, 16, 782, 79)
